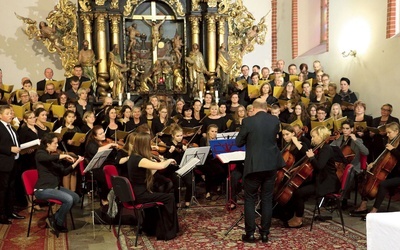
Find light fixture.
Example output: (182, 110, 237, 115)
(342, 50, 357, 57)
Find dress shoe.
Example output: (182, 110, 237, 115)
(349, 209, 368, 217)
(284, 221, 303, 228)
(241, 234, 256, 243)
(8, 212, 25, 220)
(0, 215, 11, 224)
(259, 233, 269, 243)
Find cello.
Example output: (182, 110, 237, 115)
(274, 142, 295, 194)
(274, 140, 326, 206)
(360, 132, 400, 200)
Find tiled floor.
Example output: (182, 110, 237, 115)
(66, 191, 400, 250)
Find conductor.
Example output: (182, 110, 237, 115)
(236, 99, 285, 243)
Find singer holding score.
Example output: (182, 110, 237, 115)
(236, 99, 285, 243)
(127, 132, 179, 240)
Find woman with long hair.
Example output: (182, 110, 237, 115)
(118, 105, 132, 131)
(287, 102, 311, 129)
(102, 105, 122, 140)
(229, 105, 247, 132)
(85, 125, 119, 206)
(127, 132, 178, 240)
(329, 103, 343, 120)
(259, 82, 278, 105)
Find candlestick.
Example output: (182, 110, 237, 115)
(127, 93, 131, 100)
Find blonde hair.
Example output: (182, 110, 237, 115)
(310, 125, 331, 141)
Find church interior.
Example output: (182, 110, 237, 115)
(1, 0, 400, 249)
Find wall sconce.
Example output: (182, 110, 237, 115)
(342, 50, 357, 57)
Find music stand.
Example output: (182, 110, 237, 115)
(175, 146, 209, 209)
(83, 149, 113, 239)
(209, 138, 245, 211)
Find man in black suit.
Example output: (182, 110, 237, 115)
(0, 105, 25, 224)
(236, 99, 285, 243)
(40, 82, 58, 102)
(36, 68, 55, 92)
(65, 65, 90, 92)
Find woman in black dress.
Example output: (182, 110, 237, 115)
(127, 132, 178, 240)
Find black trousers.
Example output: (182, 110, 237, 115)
(243, 170, 276, 235)
(0, 166, 17, 216)
(373, 177, 400, 210)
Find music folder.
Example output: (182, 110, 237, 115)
(216, 151, 246, 164)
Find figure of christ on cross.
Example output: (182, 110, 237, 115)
(142, 16, 167, 51)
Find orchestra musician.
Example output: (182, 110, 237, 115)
(84, 125, 119, 206)
(179, 104, 200, 145)
(34, 132, 84, 235)
(285, 125, 340, 228)
(162, 124, 193, 208)
(198, 124, 225, 201)
(350, 122, 400, 220)
(127, 132, 179, 240)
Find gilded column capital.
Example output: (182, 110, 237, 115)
(189, 16, 202, 35)
(80, 14, 93, 34)
(79, 0, 92, 12)
(218, 16, 226, 34)
(95, 13, 108, 32)
(109, 15, 121, 34)
(205, 14, 217, 33)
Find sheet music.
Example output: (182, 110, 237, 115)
(176, 158, 200, 177)
(20, 139, 40, 150)
(216, 132, 239, 140)
(216, 151, 246, 163)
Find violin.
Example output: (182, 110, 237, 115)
(274, 140, 326, 206)
(360, 133, 400, 200)
(101, 138, 123, 150)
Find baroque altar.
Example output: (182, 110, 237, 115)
(16, 0, 268, 98)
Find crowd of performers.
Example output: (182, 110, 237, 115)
(1, 61, 400, 242)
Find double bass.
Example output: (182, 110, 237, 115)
(274, 140, 326, 206)
(360, 133, 400, 200)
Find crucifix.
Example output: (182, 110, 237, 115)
(132, 1, 175, 63)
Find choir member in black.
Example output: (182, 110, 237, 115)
(308, 103, 317, 121)
(118, 105, 132, 131)
(279, 82, 300, 123)
(102, 106, 123, 140)
(60, 110, 84, 192)
(287, 102, 311, 132)
(80, 111, 95, 134)
(285, 126, 340, 228)
(127, 132, 179, 240)
(75, 88, 93, 119)
(218, 102, 231, 123)
(229, 105, 247, 132)
(151, 105, 174, 140)
(350, 122, 400, 220)
(34, 133, 84, 235)
(199, 124, 225, 200)
(162, 124, 193, 208)
(227, 93, 240, 115)
(170, 97, 185, 118)
(179, 105, 200, 145)
(332, 77, 358, 118)
(57, 92, 69, 106)
(85, 125, 119, 206)
(149, 95, 160, 116)
(352, 101, 373, 160)
(259, 82, 278, 106)
(18, 111, 40, 169)
(34, 108, 51, 137)
(94, 96, 113, 126)
(311, 85, 330, 111)
(201, 103, 227, 138)
(202, 93, 213, 115)
(55, 101, 84, 129)
(126, 106, 146, 131)
(369, 104, 399, 161)
(142, 102, 156, 129)
(192, 99, 205, 123)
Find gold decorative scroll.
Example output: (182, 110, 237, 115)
(218, 0, 269, 77)
(192, 0, 200, 11)
(15, 0, 79, 77)
(95, 0, 106, 5)
(78, 0, 92, 12)
(167, 0, 185, 16)
(110, 0, 119, 9)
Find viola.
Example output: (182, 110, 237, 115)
(101, 138, 123, 150)
(360, 133, 400, 200)
(274, 140, 325, 206)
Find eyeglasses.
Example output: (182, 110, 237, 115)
(46, 88, 54, 91)
(317, 112, 326, 115)
(381, 108, 391, 112)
